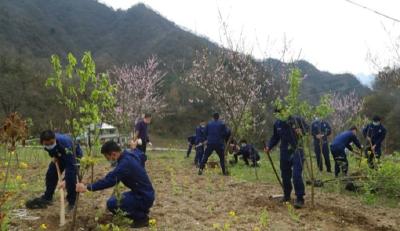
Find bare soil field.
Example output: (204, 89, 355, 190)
(9, 151, 400, 230)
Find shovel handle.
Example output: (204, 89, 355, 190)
(266, 151, 283, 188)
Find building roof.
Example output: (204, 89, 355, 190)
(98, 123, 116, 130)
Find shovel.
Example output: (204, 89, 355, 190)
(306, 179, 324, 187)
(265, 151, 283, 188)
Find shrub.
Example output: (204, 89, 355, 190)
(361, 155, 400, 200)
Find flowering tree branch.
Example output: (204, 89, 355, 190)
(330, 91, 363, 134)
(110, 56, 167, 132)
(186, 48, 267, 136)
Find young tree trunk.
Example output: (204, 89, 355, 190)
(15, 152, 19, 166)
(318, 139, 324, 177)
(223, 135, 233, 174)
(305, 136, 315, 208)
(253, 154, 259, 181)
(71, 193, 80, 231)
(91, 165, 94, 184)
(1, 150, 13, 195)
(70, 122, 81, 231)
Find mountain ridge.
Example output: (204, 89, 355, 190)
(0, 0, 370, 134)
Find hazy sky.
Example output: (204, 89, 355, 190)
(99, 0, 400, 84)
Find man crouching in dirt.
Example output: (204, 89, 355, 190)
(264, 114, 309, 209)
(234, 139, 260, 167)
(76, 140, 155, 228)
(26, 130, 82, 211)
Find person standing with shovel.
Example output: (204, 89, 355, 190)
(362, 116, 386, 169)
(264, 114, 309, 209)
(311, 118, 332, 173)
(26, 130, 81, 213)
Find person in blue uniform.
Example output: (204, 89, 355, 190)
(264, 115, 309, 209)
(198, 113, 229, 176)
(194, 120, 206, 167)
(362, 116, 386, 168)
(76, 140, 155, 228)
(26, 130, 81, 211)
(311, 118, 332, 172)
(234, 139, 260, 167)
(330, 126, 362, 177)
(134, 113, 152, 154)
(186, 135, 196, 158)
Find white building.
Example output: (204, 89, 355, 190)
(80, 123, 129, 146)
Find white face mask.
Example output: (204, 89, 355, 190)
(44, 143, 57, 151)
(108, 160, 117, 165)
(373, 122, 380, 126)
(241, 143, 246, 148)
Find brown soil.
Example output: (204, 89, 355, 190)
(8, 154, 400, 231)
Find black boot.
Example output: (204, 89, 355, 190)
(26, 197, 53, 209)
(198, 168, 203, 175)
(67, 204, 75, 213)
(251, 163, 260, 167)
(229, 160, 236, 165)
(294, 197, 305, 209)
(280, 196, 291, 203)
(131, 217, 149, 228)
(222, 169, 230, 176)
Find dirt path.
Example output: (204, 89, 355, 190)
(11, 153, 400, 230)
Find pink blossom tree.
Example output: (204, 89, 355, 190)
(330, 90, 364, 134)
(186, 48, 272, 158)
(109, 56, 167, 133)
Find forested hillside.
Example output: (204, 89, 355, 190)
(0, 0, 369, 136)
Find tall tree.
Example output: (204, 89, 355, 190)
(46, 51, 115, 230)
(109, 56, 167, 133)
(330, 91, 363, 135)
(186, 48, 270, 167)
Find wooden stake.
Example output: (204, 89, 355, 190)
(55, 161, 66, 227)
